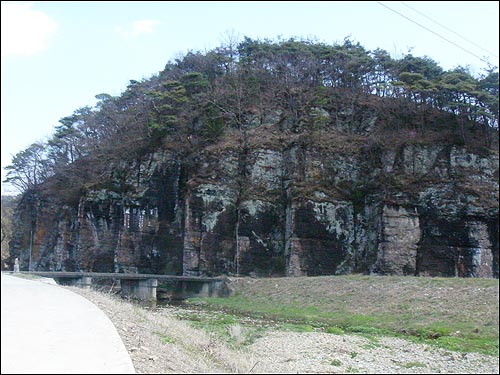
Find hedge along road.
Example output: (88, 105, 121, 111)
(1, 273, 135, 374)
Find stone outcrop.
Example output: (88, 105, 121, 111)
(9, 130, 499, 278)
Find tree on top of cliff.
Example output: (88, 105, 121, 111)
(3, 36, 498, 197)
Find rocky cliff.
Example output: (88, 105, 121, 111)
(10, 124, 499, 278)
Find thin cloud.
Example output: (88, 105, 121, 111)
(1, 2, 57, 58)
(115, 20, 160, 39)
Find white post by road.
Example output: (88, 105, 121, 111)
(13, 257, 19, 273)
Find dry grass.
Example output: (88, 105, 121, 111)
(68, 287, 257, 374)
(193, 275, 499, 355)
(229, 275, 498, 329)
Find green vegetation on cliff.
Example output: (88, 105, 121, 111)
(3, 37, 498, 202)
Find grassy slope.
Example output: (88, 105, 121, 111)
(187, 275, 499, 355)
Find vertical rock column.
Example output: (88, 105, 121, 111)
(182, 197, 201, 276)
(182, 184, 238, 276)
(373, 205, 421, 275)
(284, 202, 305, 277)
(466, 220, 494, 278)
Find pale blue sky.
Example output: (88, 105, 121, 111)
(1, 1, 499, 194)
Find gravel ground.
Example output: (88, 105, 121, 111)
(67, 287, 499, 374)
(247, 332, 498, 374)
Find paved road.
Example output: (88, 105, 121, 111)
(1, 273, 135, 374)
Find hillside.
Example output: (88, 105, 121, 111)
(5, 37, 499, 278)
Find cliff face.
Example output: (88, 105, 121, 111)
(10, 126, 499, 278)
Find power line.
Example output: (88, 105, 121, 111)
(376, 1, 492, 65)
(401, 1, 498, 58)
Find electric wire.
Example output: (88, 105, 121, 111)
(377, 1, 493, 65)
(401, 1, 498, 58)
